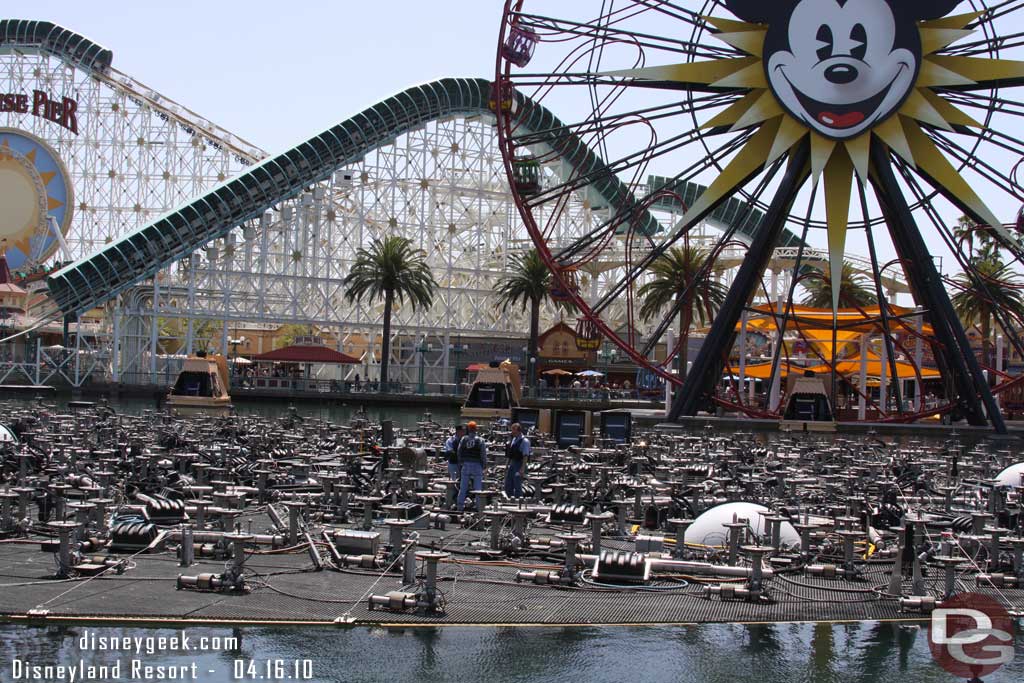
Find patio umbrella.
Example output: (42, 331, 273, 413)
(233, 357, 253, 365)
(542, 369, 573, 376)
(576, 370, 605, 377)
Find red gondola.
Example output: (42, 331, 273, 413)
(550, 268, 579, 303)
(501, 26, 539, 68)
(575, 319, 602, 351)
(488, 81, 513, 113)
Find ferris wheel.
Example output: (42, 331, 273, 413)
(494, 0, 1024, 431)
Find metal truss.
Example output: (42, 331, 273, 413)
(2, 23, 774, 387)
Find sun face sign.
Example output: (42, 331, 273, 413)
(0, 129, 73, 270)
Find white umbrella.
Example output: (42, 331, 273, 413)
(233, 357, 253, 365)
(576, 370, 605, 377)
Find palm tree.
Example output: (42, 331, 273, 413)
(637, 245, 728, 377)
(494, 249, 560, 389)
(342, 236, 436, 386)
(157, 317, 218, 355)
(277, 323, 313, 348)
(953, 214, 998, 262)
(801, 262, 878, 309)
(951, 257, 1024, 373)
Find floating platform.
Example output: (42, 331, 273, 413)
(6, 513, 1020, 627)
(1, 402, 1022, 628)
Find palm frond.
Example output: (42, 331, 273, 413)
(800, 263, 878, 309)
(494, 249, 554, 312)
(637, 245, 728, 326)
(342, 236, 438, 311)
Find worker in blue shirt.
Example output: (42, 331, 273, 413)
(442, 424, 465, 482)
(457, 421, 488, 511)
(503, 422, 530, 498)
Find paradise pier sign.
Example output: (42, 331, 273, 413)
(0, 90, 79, 135)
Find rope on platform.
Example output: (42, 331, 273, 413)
(337, 537, 415, 622)
(894, 483, 1016, 611)
(30, 537, 160, 610)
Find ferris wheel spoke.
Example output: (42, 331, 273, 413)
(630, 0, 712, 29)
(943, 90, 1024, 115)
(541, 123, 752, 216)
(551, 128, 758, 275)
(894, 159, 1024, 359)
(638, 237, 743, 360)
(513, 12, 736, 59)
(927, 130, 1024, 200)
(977, 0, 1024, 24)
(960, 123, 1024, 163)
(946, 32, 1024, 56)
(519, 126, 714, 214)
(513, 94, 739, 150)
(592, 151, 784, 319)
(856, 180, 908, 414)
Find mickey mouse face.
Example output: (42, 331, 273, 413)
(769, 0, 915, 138)
(724, 0, 962, 141)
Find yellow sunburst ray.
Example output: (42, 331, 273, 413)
(13, 239, 33, 256)
(702, 90, 762, 130)
(48, 197, 64, 210)
(713, 30, 766, 57)
(600, 58, 758, 87)
(901, 119, 1012, 245)
(920, 28, 974, 55)
(874, 116, 914, 166)
(918, 90, 982, 128)
(823, 147, 855, 313)
(928, 55, 1024, 85)
(844, 133, 871, 182)
(766, 116, 808, 166)
(39, 170, 56, 185)
(901, 90, 953, 131)
(905, 118, 1007, 232)
(917, 59, 976, 88)
(702, 16, 762, 34)
(810, 133, 836, 185)
(731, 89, 783, 130)
(711, 61, 768, 89)
(920, 11, 985, 31)
(672, 117, 784, 231)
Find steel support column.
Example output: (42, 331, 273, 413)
(868, 142, 1005, 433)
(671, 141, 811, 419)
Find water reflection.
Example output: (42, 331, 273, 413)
(4, 622, 1018, 683)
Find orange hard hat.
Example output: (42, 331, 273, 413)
(467, 421, 478, 430)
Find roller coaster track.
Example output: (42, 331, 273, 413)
(4, 21, 804, 318)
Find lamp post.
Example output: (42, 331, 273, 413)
(228, 336, 247, 382)
(599, 343, 617, 369)
(417, 338, 431, 394)
(450, 341, 468, 389)
(229, 336, 247, 359)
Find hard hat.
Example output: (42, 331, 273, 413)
(467, 421, 478, 430)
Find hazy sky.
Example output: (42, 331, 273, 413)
(6, 0, 1020, 294)
(7, 1, 503, 152)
